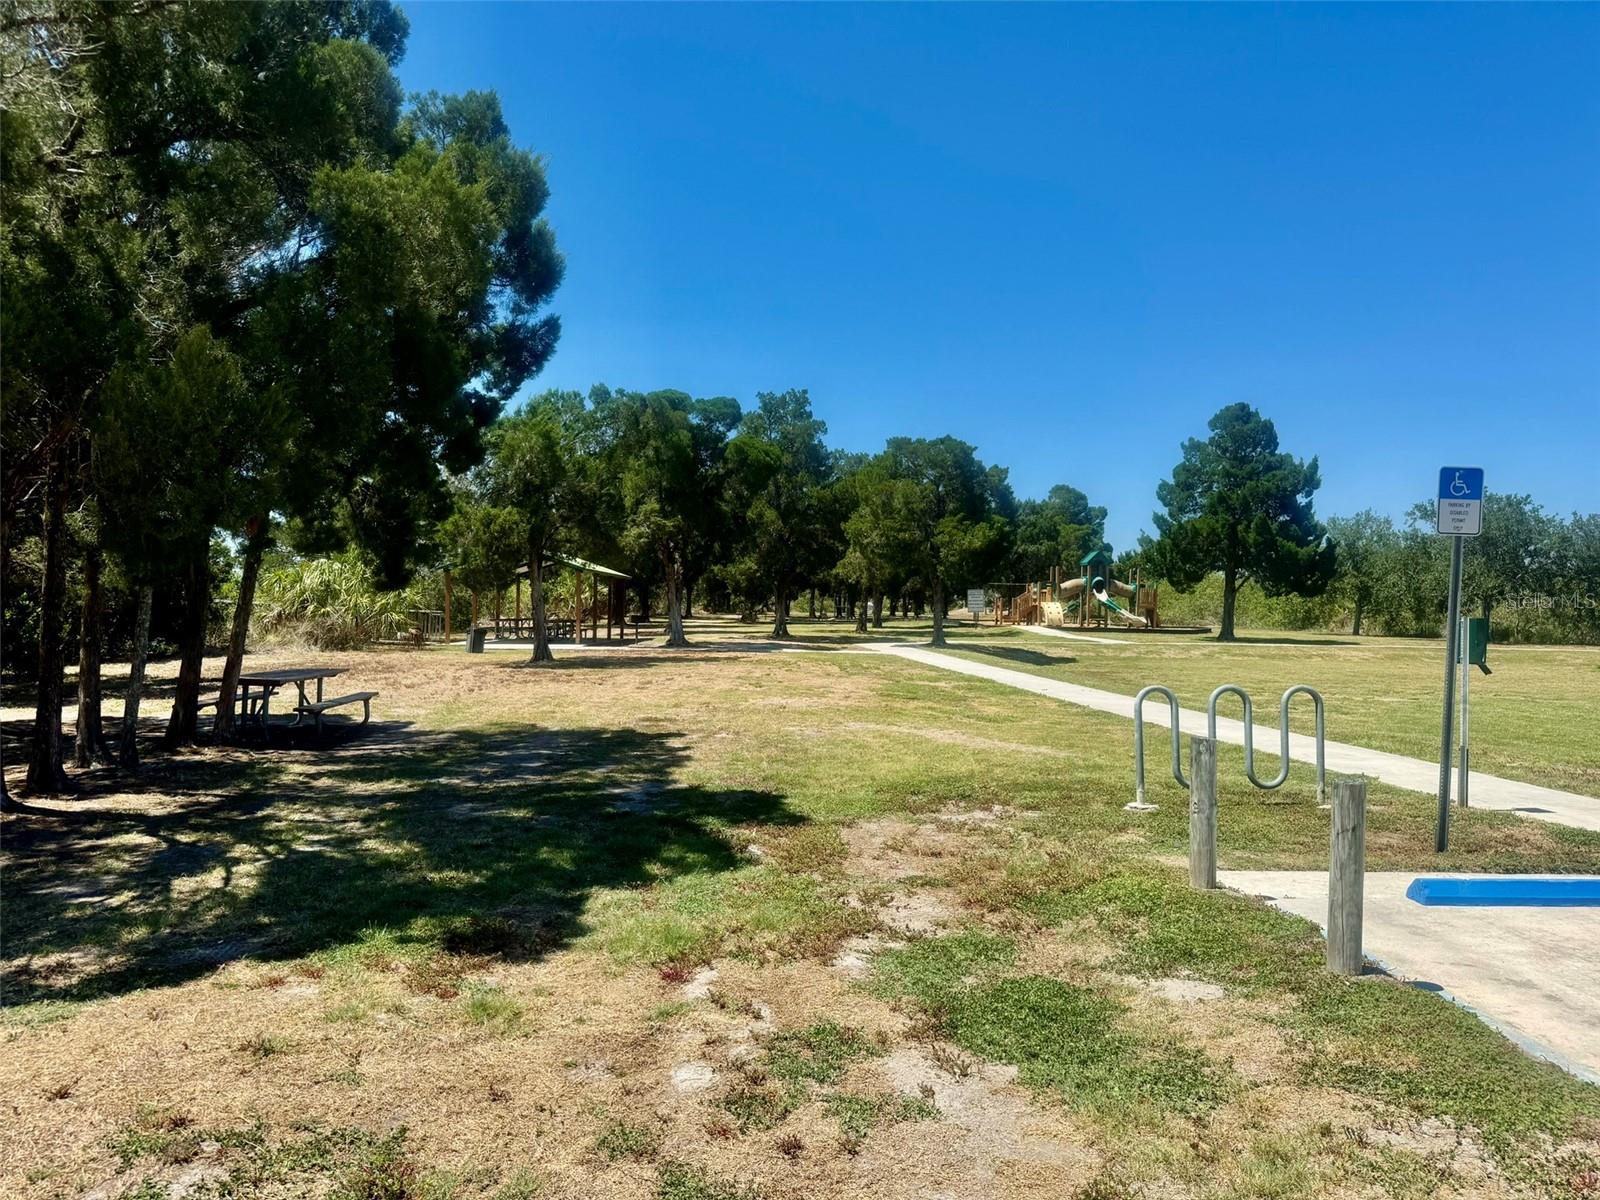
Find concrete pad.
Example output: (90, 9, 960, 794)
(877, 643, 1600, 832)
(1221, 870, 1600, 1082)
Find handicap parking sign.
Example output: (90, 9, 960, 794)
(1436, 467, 1484, 536)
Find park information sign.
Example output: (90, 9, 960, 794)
(966, 588, 988, 614)
(1436, 467, 1484, 536)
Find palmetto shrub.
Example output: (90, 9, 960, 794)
(253, 552, 414, 649)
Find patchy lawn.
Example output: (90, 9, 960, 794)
(3, 620, 1598, 1199)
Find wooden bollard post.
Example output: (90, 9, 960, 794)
(1189, 735, 1218, 890)
(1327, 777, 1367, 975)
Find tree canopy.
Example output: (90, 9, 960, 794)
(1142, 403, 1335, 641)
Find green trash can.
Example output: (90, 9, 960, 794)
(466, 627, 486, 654)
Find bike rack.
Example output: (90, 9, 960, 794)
(1131, 685, 1188, 810)
(1132, 682, 1327, 809)
(1206, 684, 1326, 805)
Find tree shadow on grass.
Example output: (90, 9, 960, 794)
(1, 723, 799, 1005)
(1210, 636, 1360, 647)
(954, 644, 1076, 669)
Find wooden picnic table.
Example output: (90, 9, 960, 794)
(237, 667, 344, 739)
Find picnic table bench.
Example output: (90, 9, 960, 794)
(233, 667, 378, 740)
(295, 690, 377, 732)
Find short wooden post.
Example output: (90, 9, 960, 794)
(1189, 735, 1218, 890)
(1327, 777, 1367, 975)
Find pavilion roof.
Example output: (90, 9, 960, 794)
(515, 553, 630, 580)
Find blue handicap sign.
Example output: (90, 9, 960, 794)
(1439, 467, 1484, 502)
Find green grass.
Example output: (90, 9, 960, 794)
(764, 1020, 881, 1085)
(9, 633, 1600, 1198)
(461, 984, 524, 1034)
(933, 626, 1600, 797)
(105, 1115, 494, 1200)
(655, 1161, 755, 1200)
(871, 931, 1224, 1116)
(595, 1119, 661, 1162)
(825, 1092, 937, 1143)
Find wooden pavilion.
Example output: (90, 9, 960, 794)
(500, 553, 632, 643)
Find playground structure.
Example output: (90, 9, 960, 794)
(993, 548, 1167, 630)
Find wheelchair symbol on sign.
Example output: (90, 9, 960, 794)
(1449, 471, 1470, 497)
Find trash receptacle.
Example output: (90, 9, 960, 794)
(466, 627, 487, 654)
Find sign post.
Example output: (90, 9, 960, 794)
(1433, 467, 1483, 851)
(966, 588, 988, 627)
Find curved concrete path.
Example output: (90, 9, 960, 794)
(875, 643, 1600, 833)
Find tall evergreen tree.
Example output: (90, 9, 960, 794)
(1143, 403, 1335, 642)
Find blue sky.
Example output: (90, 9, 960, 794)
(397, 3, 1599, 552)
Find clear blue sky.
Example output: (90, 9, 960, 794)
(397, 2, 1599, 552)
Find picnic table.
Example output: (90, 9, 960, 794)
(236, 667, 375, 739)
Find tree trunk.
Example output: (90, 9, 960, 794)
(213, 526, 267, 742)
(164, 547, 211, 746)
(25, 450, 70, 794)
(1218, 568, 1238, 642)
(871, 591, 885, 629)
(1351, 591, 1365, 637)
(854, 584, 869, 634)
(663, 552, 689, 647)
(683, 575, 694, 620)
(930, 580, 947, 646)
(770, 582, 791, 638)
(529, 554, 554, 663)
(119, 585, 153, 768)
(808, 588, 816, 619)
(73, 536, 109, 767)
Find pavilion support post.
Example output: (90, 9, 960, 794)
(607, 580, 613, 641)
(515, 577, 522, 622)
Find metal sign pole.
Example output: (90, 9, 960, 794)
(1435, 535, 1464, 850)
(1458, 614, 1471, 808)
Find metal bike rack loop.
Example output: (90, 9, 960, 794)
(1131, 685, 1188, 810)
(1206, 684, 1326, 805)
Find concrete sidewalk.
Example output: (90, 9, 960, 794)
(1221, 870, 1600, 1081)
(874, 642, 1600, 833)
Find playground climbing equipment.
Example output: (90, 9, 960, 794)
(1131, 683, 1327, 809)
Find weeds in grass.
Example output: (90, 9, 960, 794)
(868, 930, 1017, 1009)
(719, 1084, 801, 1132)
(486, 1169, 545, 1200)
(826, 1092, 938, 1142)
(872, 933, 1222, 1115)
(650, 1001, 692, 1023)
(655, 1161, 756, 1200)
(329, 1128, 418, 1200)
(765, 1021, 880, 1085)
(461, 984, 524, 1034)
(766, 825, 848, 874)
(239, 1033, 290, 1060)
(595, 1119, 662, 1162)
